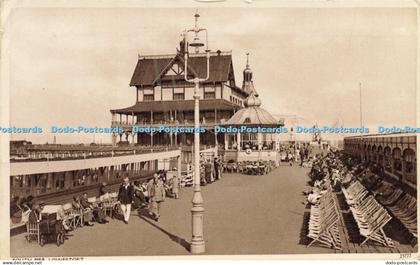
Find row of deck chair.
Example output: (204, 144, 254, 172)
(307, 184, 342, 250)
(387, 193, 417, 239)
(358, 175, 417, 240)
(375, 186, 404, 206)
(345, 173, 417, 244)
(26, 192, 120, 246)
(26, 204, 74, 246)
(349, 195, 394, 247)
(342, 180, 368, 206)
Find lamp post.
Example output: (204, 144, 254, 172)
(183, 12, 210, 254)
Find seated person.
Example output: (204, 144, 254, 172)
(56, 205, 71, 231)
(303, 188, 323, 206)
(99, 182, 108, 196)
(10, 195, 31, 223)
(72, 196, 94, 226)
(80, 193, 108, 224)
(341, 172, 354, 187)
(132, 181, 148, 209)
(28, 202, 44, 223)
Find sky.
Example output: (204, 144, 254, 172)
(8, 6, 417, 144)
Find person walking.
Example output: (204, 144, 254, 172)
(150, 175, 166, 221)
(214, 157, 220, 180)
(299, 148, 305, 167)
(117, 177, 134, 224)
(146, 175, 156, 216)
(295, 147, 300, 163)
(171, 167, 180, 199)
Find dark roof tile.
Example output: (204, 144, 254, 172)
(129, 53, 232, 86)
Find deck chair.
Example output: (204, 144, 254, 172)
(342, 181, 368, 205)
(101, 193, 117, 217)
(350, 196, 394, 247)
(87, 197, 97, 204)
(63, 203, 83, 229)
(377, 189, 403, 206)
(388, 194, 417, 238)
(360, 210, 393, 247)
(26, 211, 41, 244)
(307, 186, 342, 250)
(62, 203, 76, 230)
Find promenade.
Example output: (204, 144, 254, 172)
(10, 164, 416, 256)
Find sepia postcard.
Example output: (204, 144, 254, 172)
(0, 0, 418, 261)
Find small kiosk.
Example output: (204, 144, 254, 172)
(222, 55, 283, 166)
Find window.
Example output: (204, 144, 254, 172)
(55, 173, 65, 190)
(204, 92, 215, 99)
(143, 88, 154, 101)
(72, 171, 86, 187)
(173, 87, 184, 100)
(384, 147, 392, 172)
(404, 149, 416, 174)
(241, 133, 258, 150)
(143, 95, 154, 101)
(393, 148, 402, 172)
(174, 93, 184, 100)
(262, 134, 275, 150)
(204, 86, 215, 99)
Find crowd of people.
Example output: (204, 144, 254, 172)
(303, 147, 407, 206)
(108, 169, 181, 223)
(16, 168, 183, 237)
(279, 143, 313, 167)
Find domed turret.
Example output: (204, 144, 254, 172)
(243, 53, 253, 82)
(225, 53, 279, 126)
(244, 91, 261, 107)
(242, 53, 256, 95)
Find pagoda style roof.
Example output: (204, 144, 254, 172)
(130, 52, 234, 86)
(111, 99, 240, 114)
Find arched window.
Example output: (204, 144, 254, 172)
(392, 147, 402, 172)
(377, 146, 384, 164)
(384, 146, 392, 172)
(403, 148, 416, 175)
